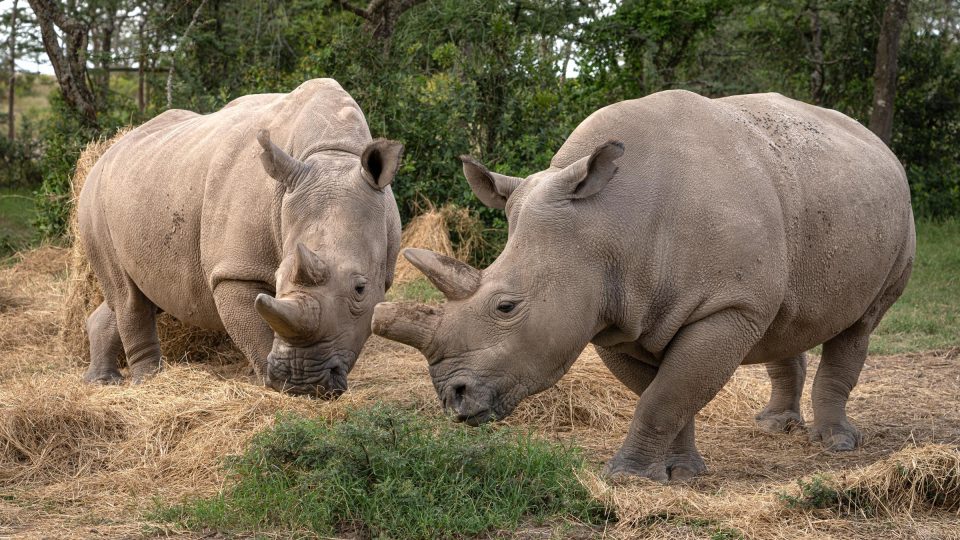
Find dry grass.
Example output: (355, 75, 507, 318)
(392, 202, 484, 286)
(834, 444, 959, 515)
(2, 240, 959, 537)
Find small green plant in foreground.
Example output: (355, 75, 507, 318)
(778, 475, 841, 510)
(154, 405, 610, 538)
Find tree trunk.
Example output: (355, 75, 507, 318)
(808, 3, 824, 106)
(869, 0, 911, 145)
(7, 0, 18, 140)
(137, 15, 145, 114)
(27, 0, 99, 126)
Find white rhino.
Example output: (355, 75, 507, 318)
(372, 90, 915, 481)
(78, 78, 402, 397)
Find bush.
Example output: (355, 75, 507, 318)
(0, 123, 42, 189)
(154, 404, 610, 538)
(32, 95, 121, 238)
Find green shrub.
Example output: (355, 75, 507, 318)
(779, 474, 842, 510)
(154, 404, 610, 538)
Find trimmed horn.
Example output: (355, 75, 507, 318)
(255, 293, 318, 341)
(403, 248, 480, 301)
(292, 243, 328, 286)
(372, 302, 441, 353)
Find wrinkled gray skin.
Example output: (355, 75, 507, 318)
(79, 79, 402, 397)
(373, 90, 915, 481)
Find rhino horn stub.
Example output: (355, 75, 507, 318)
(372, 302, 441, 353)
(292, 242, 328, 286)
(255, 293, 318, 341)
(403, 248, 480, 301)
(256, 129, 310, 192)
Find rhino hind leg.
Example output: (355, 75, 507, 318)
(82, 301, 124, 385)
(810, 260, 913, 451)
(112, 282, 163, 383)
(756, 353, 806, 433)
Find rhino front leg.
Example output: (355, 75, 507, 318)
(596, 346, 705, 481)
(213, 280, 275, 384)
(756, 353, 806, 433)
(604, 310, 761, 482)
(82, 301, 124, 384)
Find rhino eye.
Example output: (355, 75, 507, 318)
(354, 284, 366, 295)
(496, 301, 516, 314)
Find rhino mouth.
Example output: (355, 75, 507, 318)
(266, 349, 356, 398)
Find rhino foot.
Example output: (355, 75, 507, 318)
(666, 450, 707, 481)
(809, 419, 862, 451)
(604, 451, 706, 483)
(603, 458, 669, 483)
(756, 409, 805, 433)
(128, 359, 162, 384)
(82, 367, 124, 385)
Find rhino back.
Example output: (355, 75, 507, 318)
(80, 79, 373, 328)
(555, 90, 913, 359)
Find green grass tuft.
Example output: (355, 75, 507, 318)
(871, 218, 960, 354)
(153, 404, 610, 538)
(386, 276, 445, 304)
(0, 187, 38, 260)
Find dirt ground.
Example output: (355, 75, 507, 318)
(1, 246, 958, 539)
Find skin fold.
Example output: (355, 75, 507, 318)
(372, 90, 915, 481)
(78, 78, 403, 397)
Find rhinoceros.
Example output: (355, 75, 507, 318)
(372, 90, 915, 481)
(78, 78, 402, 397)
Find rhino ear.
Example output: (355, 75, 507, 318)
(460, 156, 523, 210)
(361, 139, 404, 190)
(257, 129, 310, 192)
(552, 140, 624, 201)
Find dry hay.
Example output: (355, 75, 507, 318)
(393, 202, 483, 286)
(58, 128, 239, 369)
(827, 444, 960, 516)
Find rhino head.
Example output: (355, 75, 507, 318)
(254, 129, 403, 397)
(372, 140, 624, 422)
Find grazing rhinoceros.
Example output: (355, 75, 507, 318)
(372, 90, 915, 481)
(78, 78, 403, 397)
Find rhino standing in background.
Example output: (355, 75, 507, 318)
(373, 90, 915, 481)
(78, 78, 403, 397)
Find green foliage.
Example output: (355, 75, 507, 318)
(871, 218, 960, 354)
(0, 131, 41, 188)
(386, 277, 445, 304)
(778, 474, 842, 510)
(18, 0, 960, 247)
(32, 95, 101, 238)
(0, 186, 37, 259)
(154, 405, 609, 538)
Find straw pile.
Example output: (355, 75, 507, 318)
(825, 444, 960, 516)
(392, 203, 484, 286)
(58, 128, 240, 368)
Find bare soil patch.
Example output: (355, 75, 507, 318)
(1, 247, 957, 539)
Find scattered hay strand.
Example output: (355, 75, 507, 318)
(58, 128, 238, 368)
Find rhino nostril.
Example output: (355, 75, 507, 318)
(452, 384, 466, 409)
